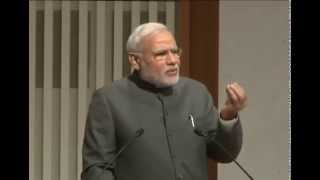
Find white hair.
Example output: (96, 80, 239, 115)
(126, 22, 170, 52)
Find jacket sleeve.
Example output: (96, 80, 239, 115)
(81, 89, 116, 180)
(204, 105, 243, 163)
(195, 83, 243, 163)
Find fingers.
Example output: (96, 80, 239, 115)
(230, 83, 247, 102)
(225, 84, 238, 105)
(225, 82, 247, 110)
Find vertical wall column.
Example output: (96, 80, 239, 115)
(166, 1, 175, 35)
(131, 1, 141, 30)
(60, 1, 71, 180)
(148, 1, 158, 22)
(43, 1, 54, 180)
(77, 2, 89, 179)
(113, 1, 123, 80)
(95, 1, 106, 89)
(29, 2, 36, 180)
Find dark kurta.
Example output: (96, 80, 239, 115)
(81, 72, 243, 180)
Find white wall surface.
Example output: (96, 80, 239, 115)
(218, 1, 289, 180)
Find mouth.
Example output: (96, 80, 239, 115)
(166, 68, 179, 76)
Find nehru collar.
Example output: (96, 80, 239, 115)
(128, 70, 174, 95)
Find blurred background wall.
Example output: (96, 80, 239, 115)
(218, 1, 289, 180)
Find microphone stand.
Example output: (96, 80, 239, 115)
(102, 128, 144, 170)
(93, 128, 144, 179)
(189, 114, 254, 180)
(194, 129, 254, 180)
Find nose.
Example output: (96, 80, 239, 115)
(166, 51, 180, 65)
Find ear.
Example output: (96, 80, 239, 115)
(128, 55, 140, 71)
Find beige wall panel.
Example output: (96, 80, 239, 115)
(60, 1, 71, 180)
(29, 2, 177, 180)
(105, 1, 113, 85)
(165, 1, 175, 35)
(43, 1, 54, 180)
(70, 89, 79, 180)
(148, 1, 158, 22)
(218, 1, 289, 180)
(35, 89, 44, 180)
(78, 1, 89, 179)
(113, 1, 123, 80)
(29, 2, 36, 180)
(96, 1, 106, 88)
(131, 1, 140, 31)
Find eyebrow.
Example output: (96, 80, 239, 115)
(152, 47, 178, 53)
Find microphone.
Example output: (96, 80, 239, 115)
(102, 128, 144, 169)
(189, 114, 254, 180)
(93, 128, 144, 179)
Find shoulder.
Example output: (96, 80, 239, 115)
(176, 77, 215, 114)
(176, 77, 209, 94)
(93, 78, 132, 99)
(176, 76, 214, 103)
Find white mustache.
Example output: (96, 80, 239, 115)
(165, 65, 179, 73)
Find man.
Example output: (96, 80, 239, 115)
(81, 22, 247, 180)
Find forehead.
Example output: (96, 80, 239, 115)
(142, 31, 177, 50)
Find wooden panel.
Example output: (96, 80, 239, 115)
(177, 0, 190, 77)
(189, 2, 219, 179)
(114, 1, 123, 80)
(60, 1, 71, 180)
(189, 1, 219, 106)
(43, 1, 54, 180)
(178, 1, 220, 179)
(78, 1, 89, 179)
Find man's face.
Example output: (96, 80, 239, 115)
(137, 30, 181, 88)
